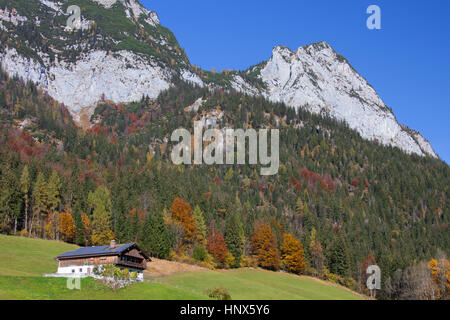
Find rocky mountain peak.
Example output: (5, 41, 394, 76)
(235, 42, 437, 158)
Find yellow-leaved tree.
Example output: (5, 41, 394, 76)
(280, 233, 306, 275)
(88, 185, 114, 245)
(58, 211, 75, 242)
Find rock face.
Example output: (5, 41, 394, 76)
(0, 0, 437, 158)
(1, 47, 171, 120)
(233, 43, 437, 158)
(0, 0, 185, 121)
(46, 50, 170, 117)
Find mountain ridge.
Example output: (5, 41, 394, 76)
(0, 0, 438, 158)
(230, 42, 437, 158)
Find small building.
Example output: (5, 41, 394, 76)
(52, 240, 150, 281)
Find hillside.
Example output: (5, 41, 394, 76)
(0, 234, 77, 277)
(0, 235, 362, 300)
(156, 269, 362, 300)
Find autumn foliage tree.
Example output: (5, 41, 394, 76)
(429, 258, 450, 300)
(170, 198, 197, 246)
(81, 213, 91, 246)
(362, 254, 378, 288)
(250, 222, 280, 271)
(58, 211, 75, 242)
(207, 222, 228, 267)
(309, 227, 324, 273)
(280, 233, 306, 274)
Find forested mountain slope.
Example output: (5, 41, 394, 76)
(0, 68, 448, 299)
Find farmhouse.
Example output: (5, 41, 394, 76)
(52, 240, 149, 281)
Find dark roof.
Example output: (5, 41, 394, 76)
(56, 243, 138, 260)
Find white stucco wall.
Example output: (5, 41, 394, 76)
(56, 264, 144, 281)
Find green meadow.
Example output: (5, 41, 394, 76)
(156, 269, 361, 300)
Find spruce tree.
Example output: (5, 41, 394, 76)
(142, 210, 173, 259)
(329, 236, 350, 277)
(224, 212, 244, 267)
(0, 167, 21, 234)
(31, 172, 48, 237)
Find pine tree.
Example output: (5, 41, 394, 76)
(0, 167, 21, 234)
(31, 172, 48, 237)
(46, 170, 62, 238)
(224, 212, 244, 268)
(329, 236, 350, 277)
(142, 210, 173, 259)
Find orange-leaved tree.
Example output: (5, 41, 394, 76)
(170, 198, 198, 246)
(207, 222, 228, 267)
(280, 233, 306, 274)
(81, 213, 91, 246)
(250, 221, 280, 271)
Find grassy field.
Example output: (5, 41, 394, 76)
(0, 276, 205, 300)
(0, 235, 362, 300)
(156, 269, 361, 300)
(0, 234, 77, 277)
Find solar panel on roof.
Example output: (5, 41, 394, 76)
(57, 243, 135, 258)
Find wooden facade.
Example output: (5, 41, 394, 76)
(58, 256, 117, 268)
(56, 241, 149, 271)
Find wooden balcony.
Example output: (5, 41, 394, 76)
(115, 258, 146, 270)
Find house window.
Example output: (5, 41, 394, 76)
(79, 268, 83, 272)
(72, 269, 75, 273)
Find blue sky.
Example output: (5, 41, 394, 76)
(143, 0, 449, 163)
